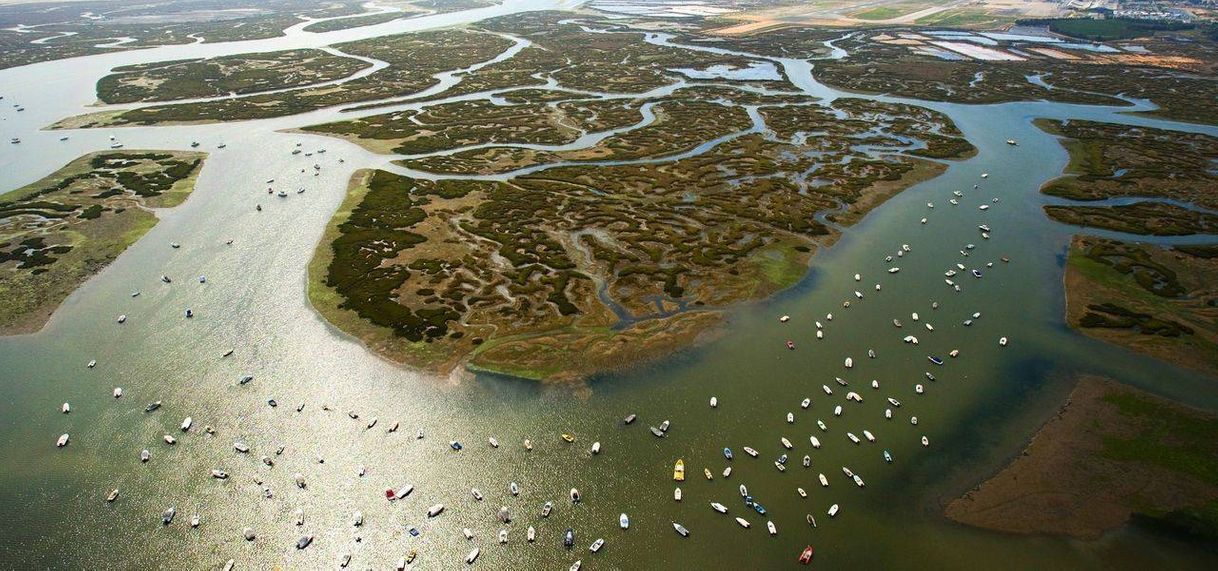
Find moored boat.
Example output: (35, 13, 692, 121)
(673, 459, 685, 481)
(672, 522, 689, 537)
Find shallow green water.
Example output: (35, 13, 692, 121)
(1, 3, 1218, 570)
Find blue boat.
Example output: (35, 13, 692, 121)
(449, 441, 463, 451)
(745, 496, 754, 507)
(778, 454, 788, 464)
(753, 503, 767, 515)
(928, 355, 943, 366)
(723, 447, 733, 460)
(408, 526, 420, 537)
(564, 528, 574, 549)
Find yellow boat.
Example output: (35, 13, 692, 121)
(561, 433, 575, 443)
(673, 459, 685, 482)
(704, 468, 713, 481)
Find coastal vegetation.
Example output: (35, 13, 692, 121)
(301, 12, 407, 33)
(946, 376, 1218, 541)
(1064, 235, 1218, 377)
(0, 151, 205, 334)
(308, 103, 966, 379)
(58, 29, 515, 127)
(97, 49, 371, 104)
(1037, 120, 1218, 209)
(1038, 120, 1218, 236)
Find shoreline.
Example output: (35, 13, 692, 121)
(944, 375, 1218, 541)
(0, 150, 205, 336)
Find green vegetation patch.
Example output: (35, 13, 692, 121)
(66, 29, 513, 126)
(1065, 235, 1218, 377)
(1017, 17, 1194, 42)
(98, 49, 370, 104)
(1037, 119, 1218, 210)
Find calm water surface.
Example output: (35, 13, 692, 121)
(1, 1, 1217, 569)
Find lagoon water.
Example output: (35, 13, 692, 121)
(2, 1, 1218, 568)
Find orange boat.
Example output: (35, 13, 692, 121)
(799, 545, 814, 564)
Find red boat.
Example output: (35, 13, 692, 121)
(385, 488, 396, 500)
(799, 545, 814, 564)
(786, 340, 795, 350)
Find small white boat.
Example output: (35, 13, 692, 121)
(674, 487, 682, 501)
(828, 504, 840, 517)
(180, 417, 192, 432)
(56, 434, 69, 447)
(863, 430, 876, 443)
(471, 488, 483, 501)
(844, 357, 853, 368)
(673, 522, 689, 537)
(999, 336, 1009, 346)
(819, 473, 829, 487)
(87, 360, 96, 368)
(528, 525, 536, 541)
(113, 387, 123, 398)
(767, 521, 777, 536)
(740, 484, 749, 497)
(499, 529, 508, 544)
(833, 405, 842, 417)
(117, 315, 126, 324)
(620, 513, 629, 529)
(723, 466, 732, 478)
(797, 487, 807, 498)
(887, 397, 901, 407)
(591, 441, 601, 455)
(589, 538, 604, 552)
(735, 517, 750, 529)
(774, 461, 787, 472)
(847, 432, 860, 444)
(779, 315, 790, 322)
(61, 402, 70, 414)
(709, 396, 718, 408)
(800, 398, 810, 409)
(916, 384, 925, 394)
(510, 482, 519, 496)
(922, 436, 930, 447)
(743, 447, 758, 457)
(711, 502, 727, 514)
(809, 436, 821, 449)
(427, 504, 445, 517)
(488, 437, 499, 448)
(822, 385, 833, 395)
(210, 469, 228, 479)
(163, 435, 176, 445)
(466, 547, 480, 564)
(781, 437, 792, 449)
(911, 416, 919, 425)
(817, 420, 827, 431)
(570, 561, 581, 571)
(140, 449, 150, 462)
(233, 442, 249, 453)
(106, 489, 119, 502)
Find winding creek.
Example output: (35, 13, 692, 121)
(2, 0, 1218, 568)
